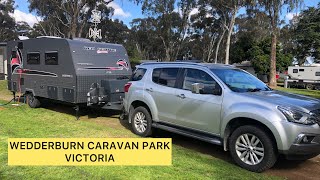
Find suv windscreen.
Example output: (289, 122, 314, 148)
(211, 68, 272, 92)
(152, 68, 179, 88)
(131, 68, 147, 81)
(183, 69, 219, 94)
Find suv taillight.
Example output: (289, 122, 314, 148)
(124, 83, 132, 93)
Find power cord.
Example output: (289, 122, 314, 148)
(0, 98, 15, 106)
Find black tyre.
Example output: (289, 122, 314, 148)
(130, 106, 152, 137)
(26, 93, 41, 108)
(315, 86, 320, 91)
(229, 125, 277, 172)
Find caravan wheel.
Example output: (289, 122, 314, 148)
(26, 93, 41, 108)
(315, 86, 320, 91)
(306, 84, 314, 90)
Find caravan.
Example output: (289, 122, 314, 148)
(287, 65, 320, 90)
(7, 37, 132, 111)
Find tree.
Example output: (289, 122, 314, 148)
(130, 0, 196, 61)
(230, 10, 269, 64)
(293, 3, 320, 64)
(250, 38, 293, 75)
(28, 0, 114, 39)
(190, 2, 222, 62)
(130, 17, 164, 60)
(256, 0, 303, 87)
(0, 0, 17, 41)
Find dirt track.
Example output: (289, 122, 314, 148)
(265, 156, 320, 180)
(153, 130, 320, 180)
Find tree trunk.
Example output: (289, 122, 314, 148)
(225, 9, 237, 65)
(215, 29, 226, 64)
(269, 27, 277, 87)
(225, 7, 238, 65)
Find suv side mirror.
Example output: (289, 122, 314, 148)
(191, 83, 204, 94)
(213, 85, 222, 96)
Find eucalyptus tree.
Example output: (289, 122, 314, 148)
(190, 3, 224, 63)
(130, 17, 163, 60)
(256, 0, 303, 87)
(0, 0, 17, 41)
(130, 0, 196, 61)
(293, 3, 320, 65)
(196, 0, 254, 64)
(28, 0, 114, 39)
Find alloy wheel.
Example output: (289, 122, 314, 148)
(235, 133, 264, 165)
(133, 112, 147, 133)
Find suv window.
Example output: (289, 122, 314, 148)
(183, 68, 219, 94)
(131, 68, 147, 81)
(152, 68, 179, 88)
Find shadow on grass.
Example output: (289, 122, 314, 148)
(154, 129, 233, 163)
(23, 98, 122, 119)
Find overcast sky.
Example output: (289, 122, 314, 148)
(11, 0, 319, 28)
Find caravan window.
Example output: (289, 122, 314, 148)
(45, 52, 58, 65)
(299, 69, 305, 72)
(27, 52, 40, 65)
(293, 69, 298, 73)
(316, 72, 320, 76)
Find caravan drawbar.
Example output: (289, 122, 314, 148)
(7, 37, 132, 111)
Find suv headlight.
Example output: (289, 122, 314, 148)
(277, 106, 316, 125)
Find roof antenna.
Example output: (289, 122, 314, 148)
(88, 5, 102, 42)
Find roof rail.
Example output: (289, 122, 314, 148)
(37, 36, 62, 39)
(140, 62, 207, 67)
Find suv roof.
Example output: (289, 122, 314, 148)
(139, 62, 236, 69)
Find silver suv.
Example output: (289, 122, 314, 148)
(123, 62, 320, 172)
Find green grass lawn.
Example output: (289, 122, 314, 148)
(275, 87, 320, 99)
(0, 81, 11, 100)
(2, 79, 312, 180)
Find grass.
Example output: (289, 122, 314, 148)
(0, 80, 299, 179)
(0, 81, 11, 100)
(275, 87, 320, 99)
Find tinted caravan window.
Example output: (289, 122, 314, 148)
(27, 52, 40, 65)
(293, 69, 298, 73)
(45, 52, 58, 65)
(316, 72, 320, 76)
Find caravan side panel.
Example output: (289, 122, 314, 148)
(8, 38, 77, 103)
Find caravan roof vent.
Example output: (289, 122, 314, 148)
(37, 36, 62, 39)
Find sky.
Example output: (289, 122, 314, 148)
(12, 0, 320, 28)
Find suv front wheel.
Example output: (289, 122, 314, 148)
(229, 125, 277, 172)
(130, 106, 153, 137)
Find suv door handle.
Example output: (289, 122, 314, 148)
(146, 88, 153, 92)
(177, 94, 186, 99)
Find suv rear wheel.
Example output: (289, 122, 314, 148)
(229, 125, 277, 172)
(130, 106, 152, 137)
